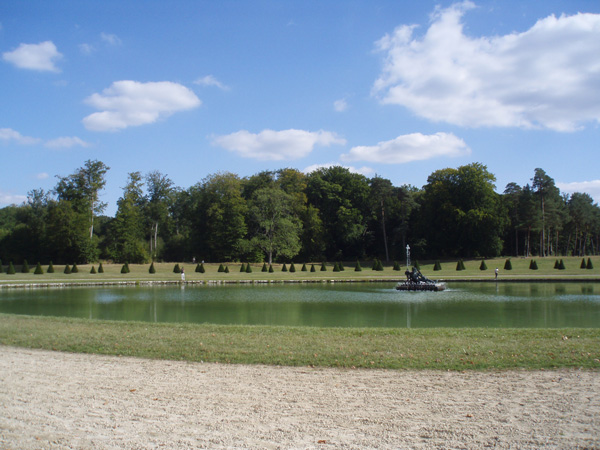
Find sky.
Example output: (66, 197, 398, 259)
(1, 0, 599, 216)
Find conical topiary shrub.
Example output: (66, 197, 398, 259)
(289, 262, 296, 273)
(456, 260, 463, 271)
(372, 259, 379, 271)
(558, 259, 566, 270)
(225, 265, 230, 273)
(529, 259, 538, 270)
(480, 260, 487, 271)
(504, 259, 512, 270)
(581, 258, 587, 269)
(338, 261, 345, 271)
(393, 261, 400, 271)
(433, 260, 442, 271)
(199, 263, 205, 273)
(355, 260, 362, 272)
(7, 262, 16, 275)
(333, 262, 340, 272)
(47, 261, 55, 273)
(246, 263, 252, 273)
(587, 258, 594, 270)
(218, 263, 225, 272)
(282, 263, 288, 272)
(121, 263, 129, 274)
(320, 262, 327, 271)
(98, 262, 104, 273)
(64, 264, 71, 274)
(34, 262, 44, 275)
(173, 263, 181, 273)
(554, 259, 560, 269)
(310, 264, 316, 272)
(71, 263, 79, 273)
(21, 260, 30, 273)
(262, 262, 268, 272)
(301, 263, 307, 272)
(269, 264, 274, 273)
(240, 263, 246, 272)
(149, 262, 156, 274)
(90, 266, 97, 274)
(413, 260, 420, 271)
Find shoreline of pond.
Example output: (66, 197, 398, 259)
(1, 276, 600, 289)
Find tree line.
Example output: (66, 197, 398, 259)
(0, 160, 599, 265)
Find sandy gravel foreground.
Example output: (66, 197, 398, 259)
(0, 346, 598, 450)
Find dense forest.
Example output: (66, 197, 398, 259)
(1, 160, 599, 265)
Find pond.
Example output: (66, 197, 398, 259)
(1, 282, 599, 328)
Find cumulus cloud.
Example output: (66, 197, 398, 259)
(303, 163, 374, 177)
(557, 180, 600, 204)
(212, 129, 346, 161)
(194, 75, 230, 91)
(0, 128, 41, 145)
(82, 80, 201, 132)
(45, 136, 90, 148)
(0, 191, 26, 206)
(100, 32, 122, 46)
(373, 2, 600, 131)
(341, 132, 470, 164)
(2, 41, 63, 72)
(334, 98, 348, 112)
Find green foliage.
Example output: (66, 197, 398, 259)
(558, 259, 566, 270)
(90, 266, 97, 274)
(47, 261, 54, 273)
(268, 264, 274, 273)
(456, 260, 464, 271)
(71, 263, 78, 273)
(554, 259, 560, 269)
(121, 263, 130, 274)
(529, 259, 538, 270)
(414, 260, 420, 271)
(320, 262, 327, 271)
(240, 263, 246, 272)
(149, 262, 156, 274)
(301, 263, 307, 272)
(333, 262, 340, 272)
(355, 260, 362, 272)
(433, 260, 442, 271)
(310, 264, 316, 272)
(581, 258, 587, 269)
(6, 261, 15, 274)
(289, 262, 296, 272)
(173, 263, 181, 273)
(504, 259, 512, 270)
(479, 260, 487, 271)
(245, 263, 252, 273)
(282, 263, 288, 272)
(218, 263, 225, 273)
(261, 262, 268, 272)
(338, 261, 344, 271)
(225, 265, 230, 273)
(21, 260, 30, 273)
(34, 262, 43, 275)
(393, 261, 400, 271)
(98, 262, 104, 273)
(199, 263, 205, 273)
(64, 264, 71, 274)
(587, 258, 594, 270)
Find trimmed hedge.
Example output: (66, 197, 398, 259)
(149, 262, 156, 274)
(504, 259, 512, 270)
(34, 262, 44, 275)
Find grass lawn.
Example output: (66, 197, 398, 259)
(1, 256, 598, 284)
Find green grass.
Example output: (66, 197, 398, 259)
(0, 257, 598, 285)
(1, 314, 599, 370)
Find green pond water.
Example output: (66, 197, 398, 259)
(1, 282, 599, 328)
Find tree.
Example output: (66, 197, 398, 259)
(531, 168, 563, 256)
(369, 176, 394, 262)
(145, 171, 174, 260)
(105, 172, 149, 263)
(248, 187, 302, 264)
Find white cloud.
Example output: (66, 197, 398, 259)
(2, 41, 63, 72)
(194, 75, 230, 91)
(45, 136, 91, 148)
(82, 80, 201, 132)
(303, 163, 374, 177)
(212, 129, 346, 161)
(36, 172, 49, 180)
(557, 180, 600, 204)
(79, 43, 95, 55)
(342, 132, 470, 164)
(0, 191, 26, 206)
(334, 98, 348, 112)
(101, 32, 122, 46)
(0, 128, 41, 145)
(373, 3, 600, 131)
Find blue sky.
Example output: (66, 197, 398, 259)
(1, 0, 599, 216)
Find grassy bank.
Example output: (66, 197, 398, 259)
(1, 256, 599, 285)
(1, 314, 598, 370)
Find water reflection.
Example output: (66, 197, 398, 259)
(0, 282, 599, 328)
